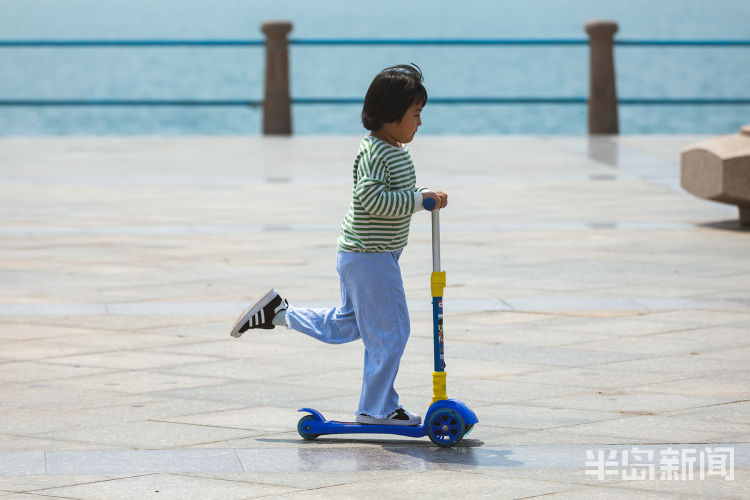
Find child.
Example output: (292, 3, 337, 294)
(230, 64, 447, 426)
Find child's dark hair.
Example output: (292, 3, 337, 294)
(361, 64, 428, 131)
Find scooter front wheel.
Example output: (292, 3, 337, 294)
(427, 409, 465, 447)
(297, 415, 319, 440)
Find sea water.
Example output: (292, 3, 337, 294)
(0, 0, 748, 135)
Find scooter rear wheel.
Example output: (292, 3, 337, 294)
(427, 409, 465, 447)
(297, 415, 319, 440)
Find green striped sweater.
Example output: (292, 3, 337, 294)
(338, 135, 427, 253)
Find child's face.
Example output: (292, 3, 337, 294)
(384, 101, 423, 145)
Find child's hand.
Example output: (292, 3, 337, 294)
(435, 190, 448, 209)
(423, 190, 448, 211)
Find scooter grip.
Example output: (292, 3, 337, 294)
(423, 197, 437, 211)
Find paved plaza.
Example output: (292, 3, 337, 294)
(0, 134, 748, 498)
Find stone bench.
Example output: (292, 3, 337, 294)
(681, 125, 750, 227)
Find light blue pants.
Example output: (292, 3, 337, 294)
(286, 250, 410, 418)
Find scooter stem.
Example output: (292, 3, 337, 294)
(430, 208, 448, 403)
(431, 210, 441, 272)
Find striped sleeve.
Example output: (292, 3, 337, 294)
(354, 151, 415, 217)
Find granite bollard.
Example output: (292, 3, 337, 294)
(585, 20, 619, 135)
(261, 21, 293, 135)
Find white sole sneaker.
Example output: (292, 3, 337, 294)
(230, 289, 285, 338)
(356, 408, 421, 426)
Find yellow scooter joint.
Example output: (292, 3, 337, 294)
(431, 271, 446, 297)
(431, 371, 447, 403)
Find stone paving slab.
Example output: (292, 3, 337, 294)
(1, 444, 747, 475)
(38, 474, 296, 500)
(0, 453, 44, 476)
(1, 135, 748, 498)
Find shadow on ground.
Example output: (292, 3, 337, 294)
(697, 219, 750, 232)
(256, 436, 524, 470)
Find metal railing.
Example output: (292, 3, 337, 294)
(4, 38, 750, 47)
(1, 22, 749, 134)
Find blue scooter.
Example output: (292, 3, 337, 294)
(297, 198, 478, 447)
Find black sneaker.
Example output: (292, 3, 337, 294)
(356, 408, 421, 426)
(230, 289, 288, 338)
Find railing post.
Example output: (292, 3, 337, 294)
(586, 20, 619, 134)
(261, 21, 292, 135)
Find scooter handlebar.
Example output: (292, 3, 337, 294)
(423, 197, 437, 211)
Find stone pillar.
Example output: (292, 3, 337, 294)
(261, 21, 292, 135)
(681, 125, 750, 227)
(586, 20, 619, 135)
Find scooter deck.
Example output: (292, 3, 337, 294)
(298, 408, 427, 438)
